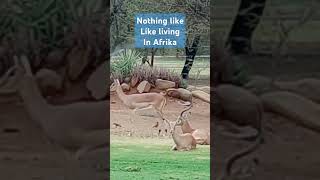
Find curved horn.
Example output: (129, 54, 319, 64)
(164, 118, 170, 126)
(179, 104, 193, 117)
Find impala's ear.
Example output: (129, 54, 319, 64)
(110, 82, 116, 92)
(113, 79, 120, 85)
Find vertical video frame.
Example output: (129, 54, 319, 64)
(110, 0, 210, 179)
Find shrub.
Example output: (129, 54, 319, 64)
(131, 65, 183, 88)
(110, 49, 183, 88)
(111, 49, 141, 80)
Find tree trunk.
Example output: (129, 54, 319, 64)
(226, 0, 266, 54)
(141, 48, 150, 66)
(181, 35, 200, 79)
(150, 48, 157, 67)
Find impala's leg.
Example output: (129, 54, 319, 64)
(155, 106, 171, 137)
(158, 120, 168, 137)
(171, 145, 177, 151)
(133, 105, 163, 136)
(129, 110, 135, 123)
(156, 111, 164, 120)
(160, 119, 170, 137)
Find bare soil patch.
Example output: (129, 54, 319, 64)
(110, 92, 210, 138)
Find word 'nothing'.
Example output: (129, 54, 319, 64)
(136, 17, 184, 26)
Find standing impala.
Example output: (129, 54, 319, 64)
(111, 79, 168, 135)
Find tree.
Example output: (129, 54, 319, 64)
(226, 0, 267, 54)
(110, 0, 209, 77)
(169, 0, 209, 79)
(181, 35, 200, 79)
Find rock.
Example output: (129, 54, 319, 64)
(45, 49, 65, 68)
(196, 86, 210, 94)
(261, 91, 320, 132)
(166, 88, 192, 102)
(274, 78, 320, 104)
(121, 83, 130, 91)
(67, 45, 91, 80)
(137, 80, 151, 93)
(35, 68, 63, 95)
(244, 75, 274, 95)
(214, 84, 262, 128)
(149, 88, 162, 93)
(192, 90, 210, 103)
(131, 76, 139, 87)
(186, 85, 197, 91)
(86, 61, 107, 100)
(155, 79, 175, 90)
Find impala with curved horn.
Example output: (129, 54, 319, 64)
(168, 105, 197, 151)
(111, 78, 169, 135)
(176, 103, 210, 145)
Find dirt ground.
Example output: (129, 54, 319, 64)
(110, 92, 210, 138)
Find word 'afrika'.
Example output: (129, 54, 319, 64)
(144, 39, 177, 46)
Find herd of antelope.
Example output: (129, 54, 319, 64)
(111, 79, 210, 151)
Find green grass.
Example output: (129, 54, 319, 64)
(153, 57, 210, 80)
(111, 56, 210, 80)
(111, 137, 210, 180)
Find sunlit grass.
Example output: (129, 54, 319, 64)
(111, 136, 210, 180)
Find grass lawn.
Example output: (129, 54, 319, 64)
(110, 137, 210, 180)
(153, 57, 210, 80)
(111, 55, 210, 80)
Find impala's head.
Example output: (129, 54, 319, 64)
(110, 79, 121, 92)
